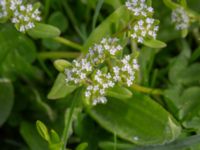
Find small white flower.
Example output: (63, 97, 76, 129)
(112, 55, 139, 87)
(125, 0, 154, 17)
(93, 97, 107, 105)
(130, 18, 159, 43)
(85, 91, 91, 97)
(9, 0, 41, 32)
(0, 0, 8, 19)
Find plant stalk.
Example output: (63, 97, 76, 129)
(54, 37, 83, 51)
(131, 84, 163, 95)
(61, 92, 80, 150)
(38, 51, 80, 60)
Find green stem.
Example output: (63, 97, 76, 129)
(43, 0, 50, 20)
(38, 51, 80, 60)
(54, 37, 83, 51)
(61, 92, 80, 150)
(92, 0, 104, 31)
(131, 84, 163, 95)
(62, 1, 87, 41)
(114, 132, 117, 150)
(37, 58, 54, 79)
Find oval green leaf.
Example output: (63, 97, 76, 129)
(106, 85, 132, 100)
(89, 92, 181, 145)
(50, 129, 60, 144)
(143, 39, 167, 49)
(36, 120, 50, 142)
(54, 59, 71, 72)
(47, 73, 77, 99)
(28, 23, 61, 39)
(48, 11, 68, 32)
(76, 142, 88, 150)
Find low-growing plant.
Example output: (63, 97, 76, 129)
(1, 0, 200, 150)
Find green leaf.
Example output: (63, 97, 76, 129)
(143, 39, 167, 49)
(49, 130, 62, 150)
(106, 85, 132, 99)
(83, 6, 130, 52)
(48, 11, 68, 32)
(104, 0, 122, 9)
(178, 63, 200, 85)
(181, 29, 188, 38)
(178, 87, 200, 130)
(163, 0, 180, 9)
(128, 134, 200, 150)
(169, 55, 188, 84)
(164, 85, 183, 115)
(76, 142, 88, 150)
(190, 47, 200, 63)
(0, 24, 38, 80)
(42, 38, 61, 50)
(89, 92, 181, 145)
(48, 73, 77, 99)
(0, 24, 36, 64)
(20, 122, 48, 150)
(139, 47, 156, 86)
(0, 78, 14, 126)
(54, 59, 71, 72)
(28, 23, 61, 39)
(179, 0, 187, 8)
(50, 129, 60, 143)
(36, 120, 50, 142)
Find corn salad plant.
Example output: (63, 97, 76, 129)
(1, 0, 200, 150)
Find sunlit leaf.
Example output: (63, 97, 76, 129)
(106, 85, 132, 100)
(28, 23, 61, 38)
(143, 39, 167, 49)
(47, 73, 77, 99)
(89, 92, 181, 145)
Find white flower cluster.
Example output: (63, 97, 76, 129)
(87, 37, 122, 65)
(0, 0, 8, 19)
(65, 38, 139, 105)
(65, 59, 92, 85)
(86, 70, 115, 105)
(126, 0, 159, 43)
(171, 7, 189, 30)
(112, 55, 139, 87)
(0, 0, 41, 32)
(131, 18, 159, 43)
(10, 0, 41, 32)
(125, 0, 154, 17)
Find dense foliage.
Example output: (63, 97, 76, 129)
(1, 0, 200, 150)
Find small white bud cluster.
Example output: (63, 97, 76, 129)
(0, 0, 41, 32)
(86, 70, 115, 105)
(125, 0, 154, 17)
(112, 55, 139, 87)
(0, 0, 8, 19)
(87, 37, 123, 65)
(171, 7, 189, 30)
(10, 0, 41, 32)
(65, 59, 92, 85)
(125, 0, 159, 43)
(65, 38, 139, 105)
(131, 18, 159, 43)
